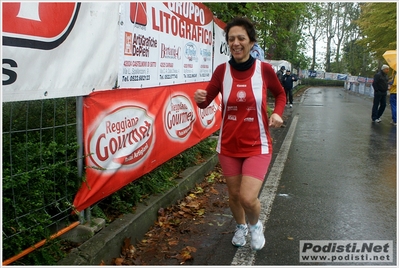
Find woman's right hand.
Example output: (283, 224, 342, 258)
(194, 89, 207, 103)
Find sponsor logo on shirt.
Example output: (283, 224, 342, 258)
(228, 115, 237, 121)
(236, 90, 246, 102)
(244, 117, 254, 122)
(227, 106, 238, 111)
(237, 84, 247, 87)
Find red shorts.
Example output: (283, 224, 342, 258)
(218, 154, 272, 181)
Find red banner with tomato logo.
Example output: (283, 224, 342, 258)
(73, 83, 221, 211)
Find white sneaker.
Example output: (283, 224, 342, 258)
(376, 118, 382, 123)
(232, 224, 248, 247)
(249, 221, 265, 250)
(289, 104, 293, 108)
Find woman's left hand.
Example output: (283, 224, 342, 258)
(269, 113, 284, 128)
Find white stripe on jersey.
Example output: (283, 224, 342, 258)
(251, 60, 269, 154)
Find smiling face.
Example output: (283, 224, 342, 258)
(228, 26, 255, 64)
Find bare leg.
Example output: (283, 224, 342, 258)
(225, 175, 246, 224)
(239, 175, 263, 225)
(225, 175, 263, 225)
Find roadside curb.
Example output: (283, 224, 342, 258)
(58, 154, 219, 265)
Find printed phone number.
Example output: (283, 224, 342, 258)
(122, 75, 151, 82)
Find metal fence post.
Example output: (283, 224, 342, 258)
(76, 96, 90, 224)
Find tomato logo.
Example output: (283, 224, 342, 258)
(2, 2, 80, 49)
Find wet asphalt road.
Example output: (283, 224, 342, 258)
(255, 87, 397, 266)
(195, 86, 397, 266)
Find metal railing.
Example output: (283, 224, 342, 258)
(2, 97, 81, 261)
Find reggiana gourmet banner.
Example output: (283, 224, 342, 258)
(73, 83, 222, 211)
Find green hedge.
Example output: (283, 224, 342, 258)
(3, 99, 80, 264)
(299, 78, 345, 87)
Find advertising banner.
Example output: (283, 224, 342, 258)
(73, 84, 222, 211)
(3, 2, 227, 211)
(118, 2, 214, 88)
(325, 73, 348, 81)
(324, 72, 337, 80)
(357, 76, 367, 83)
(2, 2, 119, 102)
(212, 16, 230, 71)
(348, 76, 358, 83)
(308, 70, 317, 78)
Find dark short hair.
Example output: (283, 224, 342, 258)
(224, 17, 257, 43)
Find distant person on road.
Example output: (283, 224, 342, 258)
(371, 64, 390, 123)
(193, 17, 286, 251)
(389, 73, 396, 126)
(276, 66, 285, 86)
(283, 69, 297, 108)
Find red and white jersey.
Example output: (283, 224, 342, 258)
(218, 60, 270, 156)
(197, 59, 286, 157)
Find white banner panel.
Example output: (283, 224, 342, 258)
(2, 2, 120, 102)
(324, 72, 338, 80)
(348, 76, 358, 83)
(212, 16, 230, 71)
(118, 2, 214, 88)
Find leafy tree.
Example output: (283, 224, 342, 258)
(204, 2, 310, 70)
(331, 2, 359, 73)
(342, 40, 376, 77)
(323, 3, 338, 72)
(204, 3, 246, 23)
(302, 3, 324, 70)
(355, 2, 397, 60)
